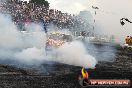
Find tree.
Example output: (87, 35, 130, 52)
(31, 0, 49, 7)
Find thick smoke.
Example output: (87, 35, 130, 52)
(0, 14, 46, 62)
(55, 41, 97, 68)
(0, 13, 97, 68)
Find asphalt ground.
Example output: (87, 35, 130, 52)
(0, 44, 132, 88)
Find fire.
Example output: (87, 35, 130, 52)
(81, 67, 89, 78)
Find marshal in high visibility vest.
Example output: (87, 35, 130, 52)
(125, 36, 132, 46)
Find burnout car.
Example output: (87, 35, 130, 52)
(45, 31, 72, 53)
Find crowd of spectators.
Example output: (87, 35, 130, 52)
(0, 0, 91, 34)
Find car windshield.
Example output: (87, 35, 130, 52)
(49, 34, 64, 40)
(49, 34, 72, 41)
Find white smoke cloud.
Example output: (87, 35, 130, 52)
(0, 14, 22, 49)
(15, 47, 45, 65)
(0, 14, 47, 65)
(56, 41, 97, 68)
(0, 13, 97, 68)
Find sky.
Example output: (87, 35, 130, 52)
(22, 0, 132, 17)
(48, 0, 132, 42)
(48, 0, 98, 14)
(47, 0, 132, 16)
